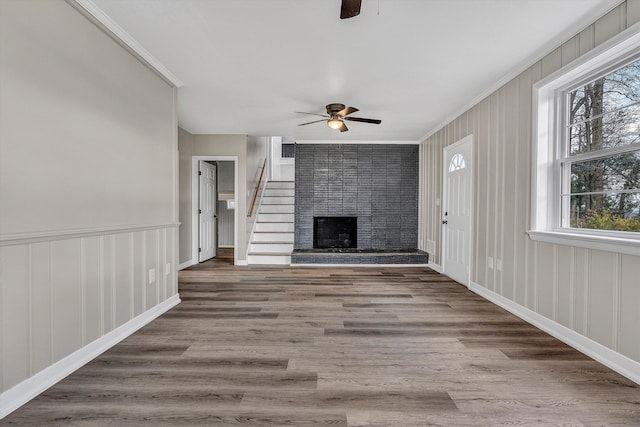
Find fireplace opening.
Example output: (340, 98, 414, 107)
(313, 217, 357, 249)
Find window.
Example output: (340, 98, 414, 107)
(531, 26, 640, 256)
(449, 153, 466, 172)
(562, 58, 640, 231)
(282, 143, 295, 158)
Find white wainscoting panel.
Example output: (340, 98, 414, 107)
(217, 200, 235, 247)
(0, 224, 179, 402)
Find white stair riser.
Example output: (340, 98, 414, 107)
(258, 213, 294, 222)
(255, 222, 294, 232)
(250, 243, 294, 252)
(252, 232, 294, 242)
(247, 254, 291, 265)
(260, 204, 294, 214)
(267, 182, 295, 189)
(262, 196, 294, 205)
(264, 189, 295, 197)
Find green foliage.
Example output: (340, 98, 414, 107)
(572, 210, 640, 232)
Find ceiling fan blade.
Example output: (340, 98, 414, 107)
(298, 119, 327, 126)
(338, 122, 349, 132)
(344, 116, 382, 124)
(296, 112, 329, 118)
(337, 106, 359, 117)
(340, 0, 361, 19)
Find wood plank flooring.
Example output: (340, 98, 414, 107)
(3, 251, 639, 426)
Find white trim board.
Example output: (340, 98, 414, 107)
(427, 262, 443, 274)
(469, 281, 640, 385)
(178, 260, 196, 271)
(0, 222, 179, 247)
(291, 264, 434, 268)
(65, 0, 183, 88)
(0, 295, 181, 419)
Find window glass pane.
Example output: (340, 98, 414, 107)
(566, 192, 640, 231)
(568, 58, 640, 155)
(569, 104, 640, 155)
(448, 153, 466, 172)
(569, 150, 640, 194)
(282, 143, 295, 158)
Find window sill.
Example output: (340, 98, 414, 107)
(527, 230, 640, 257)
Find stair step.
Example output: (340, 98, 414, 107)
(267, 181, 295, 188)
(250, 242, 294, 253)
(247, 254, 291, 265)
(262, 196, 294, 205)
(252, 232, 294, 242)
(260, 204, 294, 214)
(255, 222, 294, 232)
(258, 213, 294, 222)
(264, 188, 295, 197)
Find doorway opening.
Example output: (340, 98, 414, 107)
(191, 156, 238, 265)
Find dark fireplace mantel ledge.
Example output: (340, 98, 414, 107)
(290, 248, 429, 265)
(293, 248, 427, 254)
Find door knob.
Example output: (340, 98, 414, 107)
(442, 220, 448, 225)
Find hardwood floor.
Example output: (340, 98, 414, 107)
(3, 257, 639, 426)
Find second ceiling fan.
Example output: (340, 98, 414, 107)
(297, 103, 382, 133)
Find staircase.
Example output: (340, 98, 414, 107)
(247, 181, 294, 265)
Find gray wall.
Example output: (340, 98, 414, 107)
(295, 144, 418, 250)
(217, 161, 235, 192)
(0, 0, 178, 394)
(419, 2, 640, 365)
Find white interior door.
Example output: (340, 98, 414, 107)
(199, 161, 217, 262)
(442, 136, 473, 286)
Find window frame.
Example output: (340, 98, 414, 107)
(530, 23, 640, 256)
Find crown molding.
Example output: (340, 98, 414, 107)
(418, 0, 624, 142)
(65, 0, 183, 88)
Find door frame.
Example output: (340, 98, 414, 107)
(191, 156, 239, 265)
(441, 134, 474, 287)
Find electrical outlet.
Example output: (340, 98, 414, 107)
(165, 263, 171, 275)
(487, 256, 494, 269)
(496, 259, 503, 272)
(148, 268, 156, 284)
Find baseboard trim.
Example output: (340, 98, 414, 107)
(291, 264, 432, 268)
(469, 281, 640, 385)
(236, 260, 248, 266)
(0, 294, 181, 419)
(178, 260, 196, 271)
(427, 262, 443, 273)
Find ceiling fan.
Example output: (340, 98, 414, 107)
(340, 0, 362, 19)
(297, 103, 382, 133)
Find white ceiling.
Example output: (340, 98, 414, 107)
(91, 0, 618, 141)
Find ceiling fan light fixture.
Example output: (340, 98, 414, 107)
(327, 118, 344, 129)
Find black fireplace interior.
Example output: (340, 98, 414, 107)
(313, 217, 357, 249)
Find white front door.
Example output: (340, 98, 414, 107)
(442, 135, 473, 286)
(199, 161, 217, 262)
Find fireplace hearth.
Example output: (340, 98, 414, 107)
(313, 217, 357, 249)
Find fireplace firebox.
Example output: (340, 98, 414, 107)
(313, 217, 357, 249)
